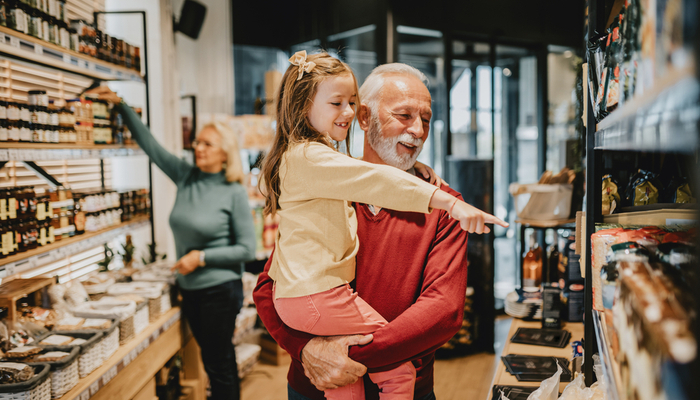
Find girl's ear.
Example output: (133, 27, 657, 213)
(357, 104, 371, 131)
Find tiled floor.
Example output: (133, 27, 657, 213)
(241, 317, 513, 400)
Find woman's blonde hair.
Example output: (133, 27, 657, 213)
(197, 121, 244, 183)
(259, 52, 359, 215)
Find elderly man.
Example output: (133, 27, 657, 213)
(253, 63, 468, 400)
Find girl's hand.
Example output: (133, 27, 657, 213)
(171, 250, 201, 275)
(414, 161, 449, 187)
(450, 200, 509, 234)
(85, 86, 122, 104)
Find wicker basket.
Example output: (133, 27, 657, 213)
(119, 314, 136, 345)
(27, 346, 80, 399)
(148, 292, 172, 322)
(0, 363, 51, 400)
(100, 320, 120, 361)
(44, 332, 104, 378)
(133, 301, 149, 336)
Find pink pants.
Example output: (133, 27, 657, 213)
(274, 284, 416, 400)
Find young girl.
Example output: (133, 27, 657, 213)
(261, 51, 507, 399)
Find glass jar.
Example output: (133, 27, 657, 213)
(8, 120, 19, 142)
(134, 47, 141, 72)
(58, 0, 65, 23)
(69, 27, 78, 52)
(58, 20, 68, 48)
(19, 121, 31, 142)
(50, 17, 58, 44)
(47, 0, 56, 18)
(0, 0, 8, 28)
(7, 102, 19, 121)
(29, 105, 38, 124)
(0, 120, 7, 142)
(49, 125, 57, 143)
(19, 103, 30, 123)
(49, 108, 59, 126)
(0, 100, 7, 120)
(31, 123, 41, 142)
(10, 4, 26, 34)
(28, 7, 41, 39)
(41, 12, 49, 42)
(2, 222, 16, 255)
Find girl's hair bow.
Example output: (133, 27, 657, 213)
(289, 50, 316, 81)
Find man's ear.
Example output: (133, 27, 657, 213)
(357, 104, 371, 131)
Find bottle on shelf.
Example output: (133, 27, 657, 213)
(522, 232, 542, 290)
(547, 243, 560, 284)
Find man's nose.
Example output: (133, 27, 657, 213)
(406, 117, 424, 138)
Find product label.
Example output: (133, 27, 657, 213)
(1, 232, 9, 255)
(9, 127, 19, 141)
(48, 226, 54, 242)
(8, 198, 16, 219)
(0, 127, 6, 142)
(0, 199, 6, 220)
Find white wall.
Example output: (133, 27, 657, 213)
(174, 0, 235, 114)
(106, 0, 181, 262)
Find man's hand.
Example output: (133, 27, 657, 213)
(301, 335, 373, 391)
(414, 161, 449, 187)
(170, 250, 200, 275)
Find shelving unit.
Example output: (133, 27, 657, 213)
(0, 26, 143, 82)
(0, 144, 144, 161)
(583, 1, 700, 398)
(0, 215, 150, 278)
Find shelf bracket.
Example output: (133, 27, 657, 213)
(22, 161, 61, 188)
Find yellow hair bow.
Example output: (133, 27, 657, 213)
(289, 50, 316, 81)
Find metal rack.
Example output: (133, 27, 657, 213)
(583, 1, 700, 397)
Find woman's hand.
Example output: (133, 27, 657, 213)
(414, 161, 448, 187)
(85, 86, 122, 104)
(450, 200, 509, 234)
(171, 250, 201, 275)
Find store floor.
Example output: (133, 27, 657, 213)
(241, 317, 512, 399)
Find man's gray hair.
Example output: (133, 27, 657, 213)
(359, 63, 429, 112)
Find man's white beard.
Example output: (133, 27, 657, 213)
(367, 114, 424, 171)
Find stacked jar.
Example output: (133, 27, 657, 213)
(67, 97, 93, 145)
(89, 94, 111, 144)
(0, 186, 42, 258)
(77, 190, 122, 232)
(49, 186, 75, 240)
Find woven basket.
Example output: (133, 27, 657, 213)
(133, 302, 149, 336)
(100, 322, 120, 361)
(148, 292, 172, 322)
(28, 346, 80, 399)
(119, 315, 135, 345)
(45, 332, 104, 378)
(0, 363, 51, 400)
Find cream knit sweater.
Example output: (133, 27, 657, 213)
(269, 142, 439, 298)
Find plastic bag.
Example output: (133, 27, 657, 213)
(527, 364, 562, 400)
(602, 174, 620, 215)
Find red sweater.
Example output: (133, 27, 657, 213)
(253, 184, 468, 399)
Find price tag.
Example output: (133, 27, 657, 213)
(7, 149, 17, 160)
(5, 264, 15, 276)
(102, 366, 118, 385)
(0, 35, 6, 45)
(9, 37, 19, 48)
(63, 53, 71, 64)
(34, 44, 42, 55)
(0, 150, 8, 161)
(79, 390, 91, 400)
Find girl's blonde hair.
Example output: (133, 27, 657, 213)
(260, 52, 359, 215)
(198, 121, 244, 183)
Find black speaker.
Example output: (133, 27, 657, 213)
(176, 0, 207, 40)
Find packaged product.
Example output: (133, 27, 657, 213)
(0, 363, 35, 384)
(591, 227, 628, 311)
(601, 174, 620, 215)
(624, 169, 661, 207)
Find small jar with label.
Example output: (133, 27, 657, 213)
(7, 102, 19, 121)
(0, 120, 7, 142)
(19, 121, 31, 142)
(58, 20, 68, 48)
(29, 90, 48, 107)
(0, 100, 7, 120)
(28, 7, 41, 39)
(31, 123, 41, 142)
(50, 125, 58, 143)
(19, 104, 30, 123)
(8, 121, 19, 142)
(69, 27, 78, 52)
(41, 12, 49, 42)
(49, 108, 59, 126)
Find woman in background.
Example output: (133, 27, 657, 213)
(88, 86, 255, 400)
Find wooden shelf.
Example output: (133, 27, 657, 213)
(0, 215, 150, 277)
(59, 307, 182, 400)
(0, 277, 54, 322)
(487, 319, 584, 399)
(602, 208, 697, 226)
(0, 26, 144, 82)
(2, 143, 140, 150)
(515, 219, 576, 228)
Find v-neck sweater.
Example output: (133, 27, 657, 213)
(268, 142, 439, 298)
(117, 102, 256, 290)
